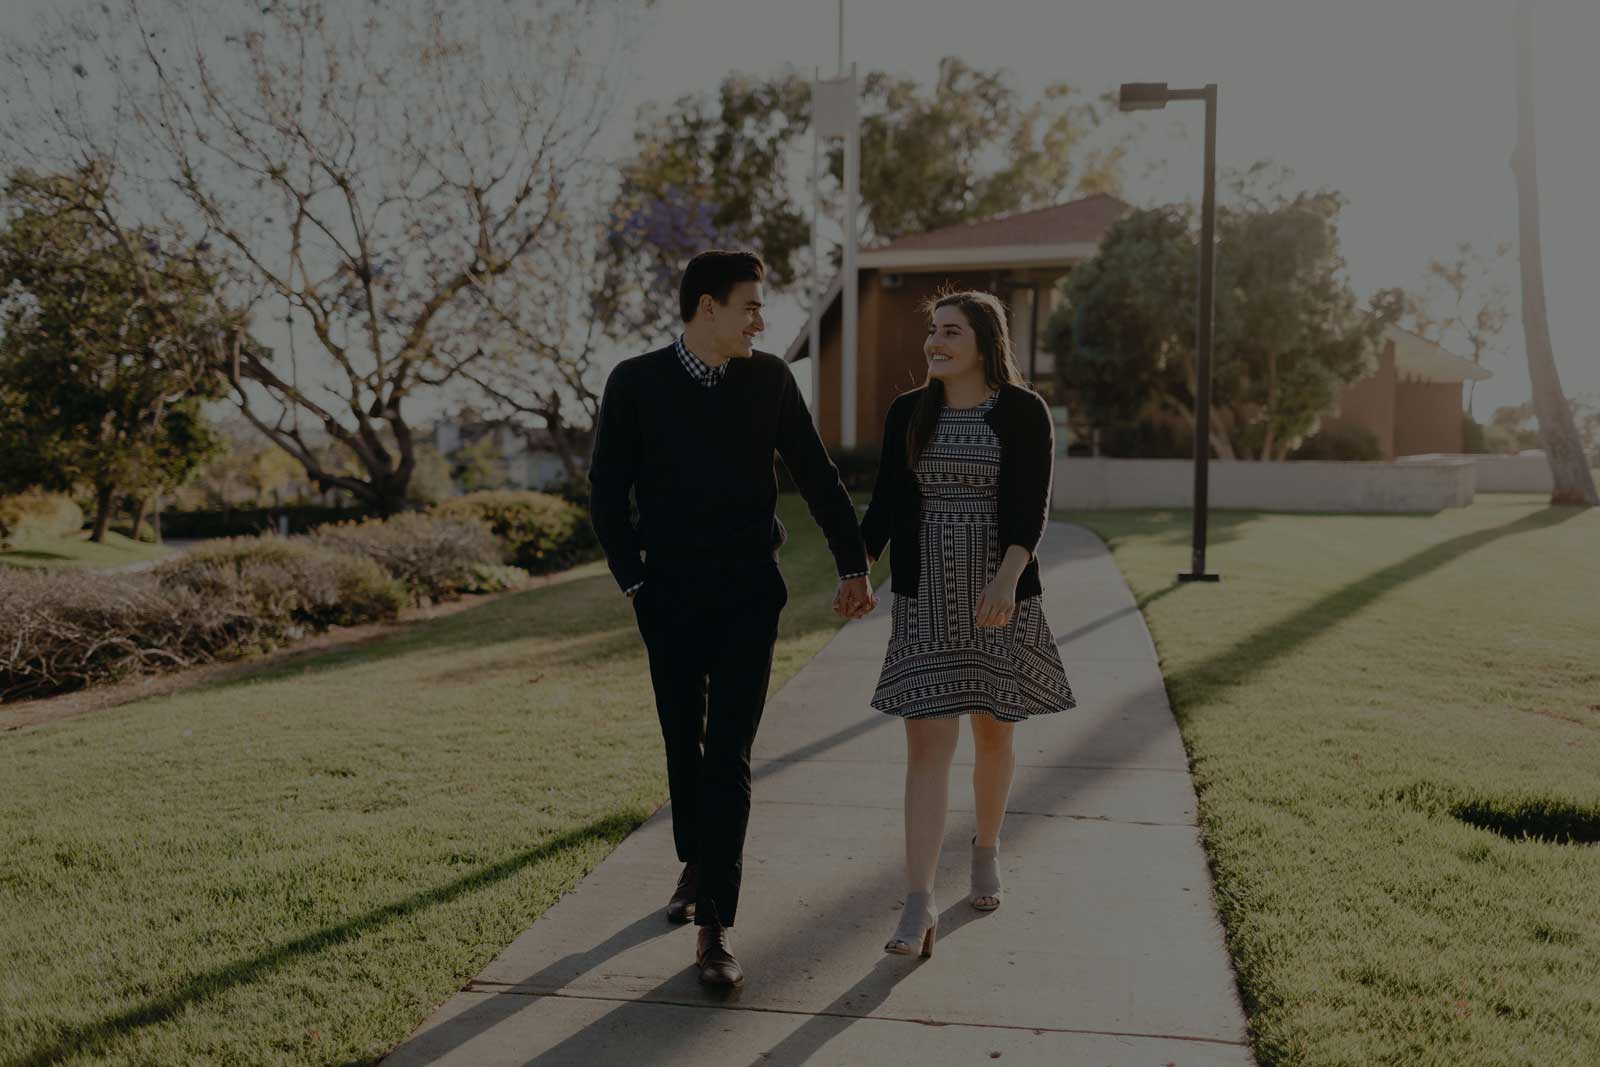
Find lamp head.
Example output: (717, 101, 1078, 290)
(1118, 82, 1170, 111)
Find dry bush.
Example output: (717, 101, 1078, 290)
(156, 537, 406, 629)
(311, 513, 501, 602)
(0, 570, 267, 700)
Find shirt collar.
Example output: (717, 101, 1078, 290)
(674, 334, 728, 388)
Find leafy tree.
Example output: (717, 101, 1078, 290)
(406, 443, 456, 507)
(602, 59, 1132, 341)
(1486, 402, 1541, 454)
(450, 435, 510, 494)
(1048, 181, 1399, 460)
(1044, 207, 1195, 456)
(0, 165, 227, 540)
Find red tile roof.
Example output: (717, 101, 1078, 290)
(866, 193, 1130, 254)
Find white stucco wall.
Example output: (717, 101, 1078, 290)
(1396, 453, 1556, 493)
(1054, 458, 1476, 513)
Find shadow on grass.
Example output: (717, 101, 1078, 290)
(1135, 579, 1184, 613)
(1161, 506, 1586, 718)
(1396, 781, 1600, 846)
(200, 573, 851, 699)
(0, 549, 73, 563)
(14, 812, 644, 1067)
(177, 576, 624, 695)
(1060, 508, 1267, 552)
(1451, 798, 1600, 846)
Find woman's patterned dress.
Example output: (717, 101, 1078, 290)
(870, 393, 1075, 722)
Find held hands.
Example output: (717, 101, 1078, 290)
(832, 574, 877, 620)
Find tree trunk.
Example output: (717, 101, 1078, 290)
(90, 483, 116, 543)
(374, 477, 407, 518)
(1513, 1, 1599, 506)
(131, 495, 151, 542)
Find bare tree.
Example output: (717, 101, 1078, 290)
(1403, 241, 1512, 415)
(4, 0, 641, 514)
(455, 192, 615, 486)
(1511, 1, 1596, 506)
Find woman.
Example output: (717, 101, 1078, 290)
(860, 289, 1076, 958)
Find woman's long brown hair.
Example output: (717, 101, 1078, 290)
(906, 289, 1027, 469)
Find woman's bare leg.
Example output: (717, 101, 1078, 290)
(902, 717, 961, 894)
(969, 715, 1016, 907)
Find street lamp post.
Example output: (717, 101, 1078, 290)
(1119, 82, 1220, 582)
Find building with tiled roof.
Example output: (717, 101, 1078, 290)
(785, 194, 1129, 450)
(786, 192, 1488, 458)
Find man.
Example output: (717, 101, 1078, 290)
(588, 249, 875, 988)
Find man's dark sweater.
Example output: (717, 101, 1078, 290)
(588, 344, 868, 592)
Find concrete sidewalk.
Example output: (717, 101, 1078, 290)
(382, 523, 1255, 1066)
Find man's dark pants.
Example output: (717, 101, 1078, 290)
(631, 553, 788, 928)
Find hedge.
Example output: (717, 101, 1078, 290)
(1289, 424, 1382, 462)
(157, 538, 405, 630)
(0, 491, 84, 548)
(1, 498, 574, 702)
(0, 570, 262, 700)
(433, 490, 599, 575)
(310, 512, 502, 603)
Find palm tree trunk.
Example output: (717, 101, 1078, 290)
(1513, 1, 1598, 506)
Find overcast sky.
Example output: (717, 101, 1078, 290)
(2, 0, 1593, 423)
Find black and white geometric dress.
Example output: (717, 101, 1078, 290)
(870, 393, 1076, 722)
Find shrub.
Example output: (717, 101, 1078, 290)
(156, 536, 405, 630)
(1461, 414, 1489, 455)
(544, 478, 591, 509)
(463, 562, 533, 594)
(1289, 424, 1382, 462)
(311, 512, 501, 601)
(0, 569, 270, 700)
(0, 491, 85, 548)
(433, 490, 598, 575)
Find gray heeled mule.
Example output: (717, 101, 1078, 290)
(884, 890, 937, 957)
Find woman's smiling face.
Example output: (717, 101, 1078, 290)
(924, 304, 982, 383)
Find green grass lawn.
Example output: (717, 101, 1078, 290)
(1061, 495, 1600, 1067)
(0, 530, 173, 571)
(0, 495, 850, 1067)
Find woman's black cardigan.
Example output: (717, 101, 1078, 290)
(859, 382, 1056, 600)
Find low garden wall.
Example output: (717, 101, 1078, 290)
(1396, 453, 1557, 493)
(1055, 457, 1477, 513)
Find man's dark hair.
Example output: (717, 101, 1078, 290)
(679, 250, 766, 323)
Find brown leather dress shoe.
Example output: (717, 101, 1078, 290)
(666, 863, 698, 924)
(695, 923, 744, 988)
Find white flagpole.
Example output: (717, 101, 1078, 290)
(810, 67, 823, 431)
(840, 62, 859, 449)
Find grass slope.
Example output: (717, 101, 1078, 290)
(0, 531, 173, 572)
(0, 495, 851, 1066)
(1063, 496, 1599, 1066)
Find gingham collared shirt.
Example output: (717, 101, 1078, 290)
(622, 336, 867, 596)
(674, 334, 729, 388)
